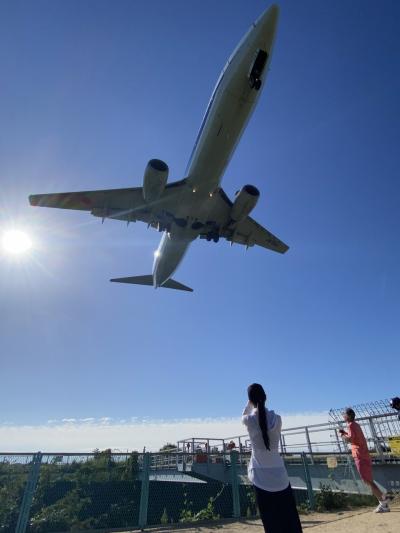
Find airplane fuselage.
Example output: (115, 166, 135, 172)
(153, 5, 279, 287)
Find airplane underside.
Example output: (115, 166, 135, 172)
(29, 5, 288, 293)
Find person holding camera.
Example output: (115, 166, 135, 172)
(390, 397, 400, 420)
(242, 383, 302, 532)
(339, 407, 390, 513)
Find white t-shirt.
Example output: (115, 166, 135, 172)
(242, 403, 289, 492)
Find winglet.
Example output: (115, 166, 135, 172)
(110, 275, 193, 292)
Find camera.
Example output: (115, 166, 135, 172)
(390, 397, 400, 411)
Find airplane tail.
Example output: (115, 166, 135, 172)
(110, 275, 193, 292)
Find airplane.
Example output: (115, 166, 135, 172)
(29, 3, 288, 293)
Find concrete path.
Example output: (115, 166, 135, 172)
(141, 501, 400, 533)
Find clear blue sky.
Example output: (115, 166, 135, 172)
(1, 0, 399, 426)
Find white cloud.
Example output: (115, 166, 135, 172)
(0, 412, 329, 453)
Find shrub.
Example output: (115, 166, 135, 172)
(315, 484, 347, 511)
(160, 508, 169, 524)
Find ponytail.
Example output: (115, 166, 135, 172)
(247, 383, 270, 451)
(257, 401, 270, 451)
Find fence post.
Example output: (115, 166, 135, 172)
(368, 417, 384, 462)
(305, 427, 314, 464)
(334, 428, 344, 454)
(138, 453, 150, 529)
(346, 455, 361, 493)
(230, 450, 240, 519)
(279, 434, 284, 454)
(15, 452, 43, 533)
(301, 452, 315, 510)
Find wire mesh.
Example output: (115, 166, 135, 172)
(3, 400, 400, 531)
(148, 475, 232, 525)
(27, 452, 141, 532)
(330, 399, 400, 420)
(0, 454, 34, 532)
(329, 399, 400, 460)
(147, 452, 233, 526)
(2, 448, 399, 532)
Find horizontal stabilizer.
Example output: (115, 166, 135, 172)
(110, 275, 193, 292)
(163, 279, 193, 292)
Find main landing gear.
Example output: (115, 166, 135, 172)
(206, 232, 220, 243)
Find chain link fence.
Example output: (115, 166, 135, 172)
(329, 399, 400, 461)
(0, 454, 33, 531)
(2, 404, 399, 532)
(1, 448, 390, 533)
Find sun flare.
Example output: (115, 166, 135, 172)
(2, 230, 33, 255)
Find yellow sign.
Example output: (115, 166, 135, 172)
(389, 436, 400, 455)
(327, 456, 338, 469)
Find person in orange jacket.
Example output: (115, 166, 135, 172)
(340, 408, 390, 513)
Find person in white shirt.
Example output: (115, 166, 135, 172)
(242, 383, 302, 533)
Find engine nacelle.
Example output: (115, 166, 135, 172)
(143, 159, 169, 202)
(230, 184, 260, 222)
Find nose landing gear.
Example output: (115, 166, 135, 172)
(248, 49, 268, 92)
(249, 76, 262, 91)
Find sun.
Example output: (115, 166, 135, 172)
(2, 230, 33, 255)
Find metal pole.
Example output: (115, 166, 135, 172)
(334, 428, 343, 454)
(230, 450, 240, 518)
(368, 417, 384, 462)
(305, 427, 314, 464)
(281, 434, 287, 454)
(301, 452, 315, 510)
(138, 453, 150, 529)
(15, 452, 43, 533)
(346, 455, 361, 494)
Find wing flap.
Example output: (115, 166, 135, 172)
(228, 216, 289, 253)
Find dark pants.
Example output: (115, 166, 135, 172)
(254, 484, 303, 533)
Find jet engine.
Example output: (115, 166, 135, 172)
(143, 159, 169, 202)
(230, 184, 260, 222)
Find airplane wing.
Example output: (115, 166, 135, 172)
(223, 216, 289, 253)
(200, 188, 289, 253)
(29, 180, 187, 229)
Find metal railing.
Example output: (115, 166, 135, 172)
(177, 409, 400, 463)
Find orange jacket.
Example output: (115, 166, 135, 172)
(343, 421, 370, 460)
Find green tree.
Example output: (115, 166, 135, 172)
(159, 443, 177, 452)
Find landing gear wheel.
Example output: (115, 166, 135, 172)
(249, 75, 262, 91)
